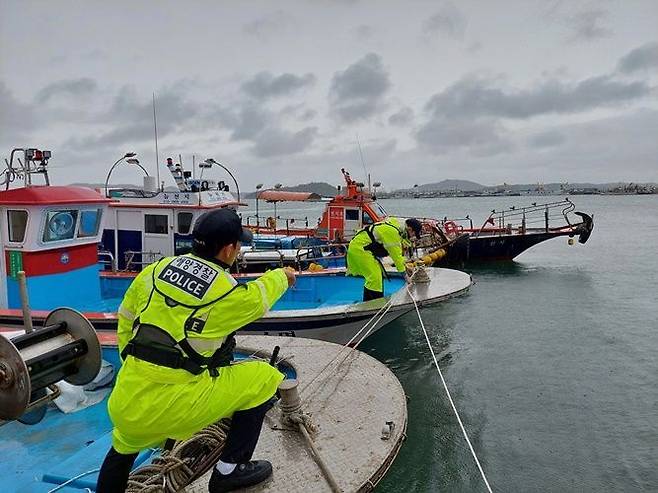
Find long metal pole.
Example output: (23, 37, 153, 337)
(17, 271, 33, 334)
(153, 93, 161, 191)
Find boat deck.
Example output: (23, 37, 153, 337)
(0, 336, 407, 492)
(187, 336, 407, 492)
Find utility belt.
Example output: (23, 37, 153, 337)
(121, 323, 235, 377)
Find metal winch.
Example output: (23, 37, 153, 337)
(0, 308, 101, 422)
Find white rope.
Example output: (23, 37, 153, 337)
(406, 285, 494, 493)
(46, 469, 99, 492)
(299, 291, 402, 397)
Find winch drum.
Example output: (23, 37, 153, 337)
(0, 308, 101, 421)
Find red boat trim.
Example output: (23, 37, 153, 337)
(0, 186, 111, 205)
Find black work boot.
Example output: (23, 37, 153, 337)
(208, 460, 273, 492)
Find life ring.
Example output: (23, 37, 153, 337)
(443, 221, 460, 235)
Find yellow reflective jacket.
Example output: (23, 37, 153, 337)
(116, 253, 288, 383)
(350, 218, 408, 272)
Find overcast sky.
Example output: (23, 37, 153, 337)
(1, 0, 657, 190)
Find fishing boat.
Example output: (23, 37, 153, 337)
(95, 153, 592, 273)
(0, 147, 472, 345)
(246, 168, 595, 266)
(0, 310, 408, 492)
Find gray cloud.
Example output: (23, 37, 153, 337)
(221, 104, 270, 141)
(217, 100, 317, 157)
(280, 104, 317, 122)
(81, 49, 109, 61)
(67, 121, 155, 150)
(424, 74, 652, 120)
(0, 82, 37, 143)
(388, 107, 414, 126)
(252, 126, 318, 157)
(241, 71, 315, 100)
(329, 53, 391, 122)
(422, 3, 467, 40)
(565, 8, 613, 42)
(64, 83, 204, 152)
(107, 83, 201, 123)
(353, 24, 374, 41)
(416, 116, 512, 156)
(617, 42, 658, 74)
(468, 41, 483, 53)
(35, 78, 97, 103)
(243, 10, 295, 39)
(528, 130, 566, 149)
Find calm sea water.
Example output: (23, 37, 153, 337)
(249, 195, 658, 492)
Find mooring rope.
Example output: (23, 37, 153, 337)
(405, 284, 493, 493)
(46, 470, 99, 492)
(125, 420, 231, 492)
(299, 291, 400, 398)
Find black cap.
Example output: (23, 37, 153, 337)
(405, 218, 423, 239)
(192, 208, 253, 259)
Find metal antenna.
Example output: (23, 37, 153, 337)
(153, 93, 161, 191)
(356, 134, 370, 190)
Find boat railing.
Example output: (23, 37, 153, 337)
(123, 250, 164, 271)
(235, 248, 286, 273)
(444, 198, 580, 237)
(245, 215, 313, 234)
(97, 250, 117, 271)
(294, 243, 347, 271)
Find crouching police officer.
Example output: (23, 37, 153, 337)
(346, 217, 422, 301)
(96, 208, 296, 492)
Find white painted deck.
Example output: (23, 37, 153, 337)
(187, 335, 407, 492)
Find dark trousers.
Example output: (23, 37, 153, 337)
(96, 398, 275, 492)
(363, 287, 384, 301)
(96, 448, 138, 493)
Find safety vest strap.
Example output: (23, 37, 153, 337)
(121, 339, 206, 375)
(362, 224, 393, 258)
(121, 323, 234, 376)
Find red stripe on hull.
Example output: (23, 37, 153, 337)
(5, 243, 98, 277)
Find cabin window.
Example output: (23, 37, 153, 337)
(345, 209, 360, 221)
(78, 209, 102, 238)
(373, 203, 387, 217)
(43, 210, 78, 242)
(145, 214, 168, 234)
(7, 210, 28, 243)
(362, 210, 374, 225)
(177, 212, 194, 234)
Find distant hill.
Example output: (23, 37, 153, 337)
(392, 180, 658, 194)
(246, 182, 338, 199)
(406, 179, 485, 192)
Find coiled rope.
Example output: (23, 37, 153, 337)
(405, 283, 493, 493)
(125, 420, 231, 492)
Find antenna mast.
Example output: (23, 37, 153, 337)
(153, 93, 161, 191)
(356, 134, 370, 191)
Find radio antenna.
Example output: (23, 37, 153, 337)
(356, 134, 370, 190)
(153, 93, 161, 191)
